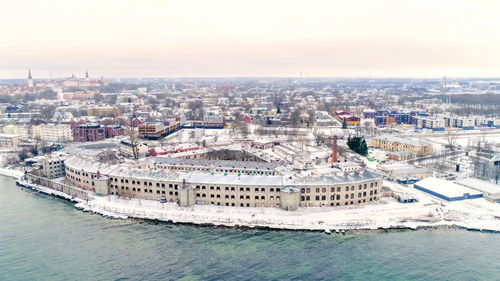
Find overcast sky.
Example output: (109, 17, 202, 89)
(2, 0, 500, 78)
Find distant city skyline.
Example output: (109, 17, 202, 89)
(2, 0, 500, 79)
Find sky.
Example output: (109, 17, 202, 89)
(1, 0, 500, 79)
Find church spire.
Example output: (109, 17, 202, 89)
(85, 69, 89, 78)
(27, 68, 33, 88)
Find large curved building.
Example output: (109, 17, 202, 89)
(64, 155, 382, 211)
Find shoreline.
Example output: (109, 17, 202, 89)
(3, 169, 499, 234)
(74, 197, 500, 234)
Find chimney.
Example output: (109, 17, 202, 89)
(331, 135, 338, 165)
(96, 170, 101, 179)
(182, 178, 186, 185)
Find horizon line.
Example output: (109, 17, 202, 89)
(3, 75, 500, 80)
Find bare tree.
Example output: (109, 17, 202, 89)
(40, 105, 56, 122)
(446, 132, 458, 151)
(290, 109, 302, 127)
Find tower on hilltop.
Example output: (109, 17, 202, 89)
(85, 69, 89, 80)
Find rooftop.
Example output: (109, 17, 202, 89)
(415, 177, 482, 198)
(154, 157, 280, 171)
(455, 178, 500, 194)
(373, 136, 431, 147)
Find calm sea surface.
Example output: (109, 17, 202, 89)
(0, 175, 499, 281)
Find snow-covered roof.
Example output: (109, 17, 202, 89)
(64, 155, 119, 174)
(455, 178, 500, 195)
(415, 177, 482, 198)
(287, 170, 381, 186)
(110, 167, 182, 181)
(154, 158, 280, 171)
(373, 136, 431, 147)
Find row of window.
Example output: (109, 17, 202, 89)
(195, 185, 281, 193)
(195, 194, 280, 200)
(301, 182, 378, 194)
(301, 190, 378, 201)
(111, 177, 180, 188)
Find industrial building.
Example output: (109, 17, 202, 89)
(414, 177, 482, 201)
(455, 178, 500, 203)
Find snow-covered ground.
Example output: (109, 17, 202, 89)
(74, 180, 500, 232)
(0, 167, 24, 179)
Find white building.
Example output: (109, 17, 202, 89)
(39, 124, 73, 142)
(415, 117, 445, 130)
(455, 178, 500, 202)
(42, 155, 66, 179)
(2, 125, 30, 139)
(0, 134, 20, 147)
